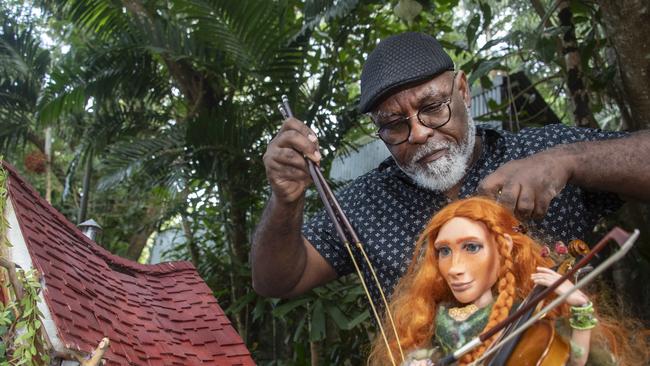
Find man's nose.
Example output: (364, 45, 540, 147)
(407, 117, 435, 144)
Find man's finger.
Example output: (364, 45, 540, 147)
(496, 183, 519, 213)
(275, 129, 321, 164)
(280, 117, 320, 147)
(477, 176, 502, 199)
(533, 193, 551, 219)
(533, 186, 560, 219)
(515, 186, 535, 220)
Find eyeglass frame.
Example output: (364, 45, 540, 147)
(373, 72, 457, 146)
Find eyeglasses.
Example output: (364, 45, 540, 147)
(375, 74, 456, 145)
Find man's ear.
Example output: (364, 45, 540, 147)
(503, 234, 514, 253)
(456, 70, 471, 107)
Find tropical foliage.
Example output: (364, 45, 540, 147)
(0, 0, 648, 364)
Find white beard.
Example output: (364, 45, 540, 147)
(397, 115, 477, 192)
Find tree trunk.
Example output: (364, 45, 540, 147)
(181, 214, 200, 267)
(557, 0, 598, 128)
(596, 0, 650, 324)
(45, 127, 52, 203)
(529, 0, 566, 70)
(125, 206, 159, 260)
(223, 181, 251, 339)
(597, 0, 650, 131)
(78, 150, 93, 224)
(310, 340, 320, 366)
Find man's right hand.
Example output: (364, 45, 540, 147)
(263, 117, 322, 203)
(254, 117, 337, 299)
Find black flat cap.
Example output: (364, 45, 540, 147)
(358, 32, 454, 113)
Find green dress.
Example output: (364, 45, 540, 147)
(401, 303, 493, 365)
(434, 303, 493, 354)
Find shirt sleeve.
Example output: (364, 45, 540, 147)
(516, 123, 628, 153)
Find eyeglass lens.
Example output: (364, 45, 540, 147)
(377, 74, 456, 145)
(379, 104, 451, 145)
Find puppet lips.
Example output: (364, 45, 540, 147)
(450, 281, 473, 292)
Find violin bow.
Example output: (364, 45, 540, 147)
(436, 227, 640, 366)
(278, 96, 405, 365)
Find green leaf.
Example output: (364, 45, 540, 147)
(479, 2, 492, 33)
(394, 0, 423, 24)
(347, 310, 370, 329)
(309, 300, 326, 342)
(487, 98, 500, 110)
(478, 34, 512, 53)
(292, 313, 307, 342)
(468, 59, 505, 86)
(272, 298, 310, 317)
(251, 298, 266, 323)
(466, 14, 481, 49)
(480, 75, 493, 89)
(325, 304, 350, 330)
(226, 291, 257, 315)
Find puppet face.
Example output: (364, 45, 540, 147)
(433, 217, 501, 308)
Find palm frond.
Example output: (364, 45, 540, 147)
(172, 0, 293, 70)
(292, 0, 360, 42)
(97, 127, 186, 192)
(0, 14, 50, 151)
(42, 0, 131, 42)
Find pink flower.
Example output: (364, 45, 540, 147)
(554, 241, 568, 255)
(541, 246, 550, 257)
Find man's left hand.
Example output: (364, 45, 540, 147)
(477, 150, 574, 220)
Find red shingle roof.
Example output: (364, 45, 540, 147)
(3, 162, 255, 365)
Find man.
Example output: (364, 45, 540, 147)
(251, 32, 650, 304)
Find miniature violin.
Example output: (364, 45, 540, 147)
(486, 284, 570, 366)
(501, 319, 569, 366)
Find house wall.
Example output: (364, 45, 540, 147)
(5, 199, 67, 354)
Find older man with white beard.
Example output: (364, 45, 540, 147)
(251, 32, 650, 305)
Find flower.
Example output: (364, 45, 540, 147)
(541, 246, 551, 257)
(554, 241, 568, 255)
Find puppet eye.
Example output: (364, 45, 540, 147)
(463, 242, 483, 253)
(436, 246, 451, 257)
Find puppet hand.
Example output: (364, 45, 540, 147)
(403, 359, 434, 366)
(477, 149, 573, 220)
(531, 267, 589, 307)
(402, 348, 435, 366)
(263, 117, 321, 204)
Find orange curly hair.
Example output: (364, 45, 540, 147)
(368, 196, 553, 365)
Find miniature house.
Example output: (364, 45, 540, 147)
(0, 162, 255, 365)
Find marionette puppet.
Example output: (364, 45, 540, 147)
(368, 196, 648, 366)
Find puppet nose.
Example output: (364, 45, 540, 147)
(447, 257, 466, 277)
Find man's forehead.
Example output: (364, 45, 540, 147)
(371, 73, 453, 117)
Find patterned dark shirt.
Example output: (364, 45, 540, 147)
(302, 124, 626, 305)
